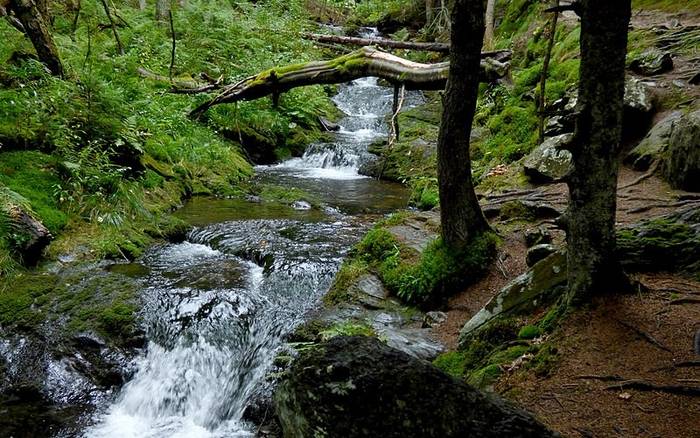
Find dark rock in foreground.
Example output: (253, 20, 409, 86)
(275, 336, 557, 438)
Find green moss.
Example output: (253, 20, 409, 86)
(527, 343, 559, 376)
(499, 200, 536, 221)
(467, 364, 502, 388)
(488, 344, 530, 365)
(324, 258, 370, 306)
(357, 228, 401, 262)
(433, 351, 469, 378)
(0, 273, 56, 330)
(518, 325, 542, 339)
(318, 321, 375, 341)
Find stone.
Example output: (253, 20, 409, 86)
(386, 223, 437, 254)
(422, 311, 448, 328)
(544, 114, 575, 136)
(661, 109, 700, 192)
(629, 49, 674, 76)
(623, 77, 655, 115)
(526, 244, 557, 267)
(625, 111, 682, 170)
(524, 227, 552, 247)
(523, 134, 573, 182)
(459, 252, 567, 347)
(349, 274, 391, 309)
(275, 336, 557, 438)
(291, 200, 311, 210)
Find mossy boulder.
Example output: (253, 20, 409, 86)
(275, 336, 557, 438)
(625, 111, 682, 171)
(459, 251, 567, 348)
(523, 134, 573, 182)
(616, 207, 700, 276)
(661, 109, 700, 192)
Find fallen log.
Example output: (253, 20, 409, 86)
(303, 32, 451, 53)
(302, 33, 512, 61)
(190, 47, 509, 117)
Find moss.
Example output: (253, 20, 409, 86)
(324, 259, 370, 306)
(318, 321, 375, 341)
(518, 324, 542, 339)
(499, 200, 536, 221)
(433, 351, 469, 378)
(538, 304, 565, 333)
(488, 345, 530, 365)
(357, 228, 401, 262)
(467, 364, 502, 388)
(0, 273, 56, 330)
(527, 343, 559, 376)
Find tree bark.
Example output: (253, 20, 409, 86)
(484, 0, 496, 50)
(138, 0, 146, 10)
(303, 33, 451, 53)
(436, 0, 490, 249)
(565, 0, 632, 306)
(8, 0, 64, 77)
(189, 47, 509, 117)
(155, 0, 169, 22)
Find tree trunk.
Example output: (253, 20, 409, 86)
(138, 0, 146, 10)
(426, 0, 436, 26)
(8, 0, 64, 77)
(484, 0, 496, 50)
(565, 0, 632, 306)
(155, 0, 169, 22)
(189, 47, 509, 117)
(436, 0, 490, 249)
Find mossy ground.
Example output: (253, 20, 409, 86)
(327, 212, 497, 306)
(0, 0, 340, 341)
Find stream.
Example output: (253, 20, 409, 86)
(81, 50, 424, 436)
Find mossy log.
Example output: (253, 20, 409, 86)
(302, 33, 453, 53)
(190, 47, 509, 117)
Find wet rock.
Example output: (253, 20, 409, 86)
(422, 311, 448, 328)
(386, 221, 437, 254)
(524, 227, 552, 247)
(291, 200, 311, 210)
(523, 134, 573, 182)
(318, 116, 340, 132)
(625, 111, 682, 170)
(275, 336, 557, 438)
(459, 252, 567, 347)
(526, 244, 557, 267)
(629, 49, 674, 76)
(661, 109, 700, 191)
(349, 274, 391, 309)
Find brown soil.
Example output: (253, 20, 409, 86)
(430, 167, 700, 437)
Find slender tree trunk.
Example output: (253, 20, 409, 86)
(426, 0, 435, 26)
(436, 0, 490, 249)
(155, 0, 169, 22)
(138, 0, 146, 10)
(565, 0, 632, 306)
(484, 0, 496, 50)
(8, 0, 64, 77)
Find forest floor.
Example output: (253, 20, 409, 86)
(431, 167, 700, 438)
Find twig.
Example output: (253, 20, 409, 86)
(626, 200, 700, 214)
(615, 318, 672, 352)
(168, 10, 176, 82)
(605, 379, 700, 396)
(577, 374, 625, 382)
(669, 297, 700, 305)
(99, 0, 124, 55)
(619, 160, 660, 190)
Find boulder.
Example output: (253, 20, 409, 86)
(661, 109, 700, 191)
(1, 203, 52, 265)
(625, 111, 682, 170)
(275, 336, 557, 438)
(349, 274, 391, 309)
(459, 252, 567, 346)
(623, 77, 655, 115)
(629, 49, 674, 76)
(524, 226, 552, 247)
(526, 244, 557, 267)
(523, 134, 573, 182)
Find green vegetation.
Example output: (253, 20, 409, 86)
(333, 217, 497, 305)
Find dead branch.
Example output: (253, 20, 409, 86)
(605, 380, 700, 396)
(615, 318, 671, 353)
(188, 47, 510, 117)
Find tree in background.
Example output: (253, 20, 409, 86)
(6, 0, 64, 77)
(565, 0, 632, 305)
(436, 0, 490, 249)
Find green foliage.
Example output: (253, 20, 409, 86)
(356, 228, 401, 261)
(433, 351, 469, 378)
(324, 258, 369, 305)
(318, 321, 375, 341)
(518, 324, 542, 339)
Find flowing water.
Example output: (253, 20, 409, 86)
(84, 43, 422, 437)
